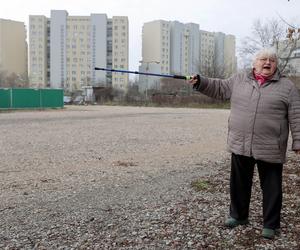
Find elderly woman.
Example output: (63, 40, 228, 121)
(190, 48, 300, 239)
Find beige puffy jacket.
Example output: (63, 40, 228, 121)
(193, 69, 300, 163)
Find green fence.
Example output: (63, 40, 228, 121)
(0, 88, 64, 109)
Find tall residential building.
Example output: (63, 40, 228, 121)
(214, 32, 237, 77)
(29, 10, 129, 92)
(29, 15, 48, 88)
(0, 19, 27, 82)
(224, 34, 237, 76)
(111, 16, 129, 90)
(140, 19, 237, 93)
(140, 20, 200, 91)
(214, 32, 225, 77)
(170, 21, 184, 74)
(169, 22, 200, 75)
(140, 20, 170, 91)
(199, 30, 215, 76)
(142, 20, 170, 75)
(181, 23, 200, 75)
(142, 20, 200, 76)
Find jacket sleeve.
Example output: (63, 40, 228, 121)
(192, 74, 235, 101)
(288, 84, 300, 151)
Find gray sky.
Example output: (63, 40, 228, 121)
(1, 0, 299, 71)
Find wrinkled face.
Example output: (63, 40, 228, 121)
(253, 55, 277, 77)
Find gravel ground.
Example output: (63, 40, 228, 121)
(0, 105, 299, 249)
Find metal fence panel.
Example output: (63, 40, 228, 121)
(40, 89, 64, 108)
(0, 88, 64, 109)
(0, 89, 11, 108)
(12, 88, 40, 108)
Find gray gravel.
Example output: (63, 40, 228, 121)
(0, 105, 299, 249)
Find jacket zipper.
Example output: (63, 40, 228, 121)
(250, 84, 261, 156)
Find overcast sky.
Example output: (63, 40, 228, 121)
(1, 0, 299, 71)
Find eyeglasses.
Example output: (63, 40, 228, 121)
(258, 58, 276, 63)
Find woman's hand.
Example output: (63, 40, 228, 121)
(188, 74, 200, 85)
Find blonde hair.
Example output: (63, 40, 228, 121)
(252, 48, 278, 67)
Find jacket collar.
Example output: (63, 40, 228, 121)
(247, 68, 280, 82)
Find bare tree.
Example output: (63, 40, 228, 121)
(0, 70, 29, 88)
(239, 18, 299, 73)
(0, 71, 8, 87)
(199, 60, 226, 79)
(160, 77, 187, 95)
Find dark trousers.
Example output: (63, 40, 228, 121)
(230, 153, 283, 229)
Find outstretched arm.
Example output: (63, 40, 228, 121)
(188, 74, 235, 101)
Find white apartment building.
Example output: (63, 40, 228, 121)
(170, 21, 184, 75)
(199, 30, 215, 76)
(141, 20, 237, 93)
(140, 20, 170, 91)
(111, 16, 129, 91)
(142, 20, 170, 75)
(181, 23, 200, 75)
(140, 20, 200, 92)
(0, 19, 27, 82)
(29, 10, 128, 92)
(29, 16, 48, 88)
(214, 32, 225, 77)
(169, 22, 200, 76)
(142, 20, 200, 76)
(224, 34, 237, 76)
(214, 32, 237, 78)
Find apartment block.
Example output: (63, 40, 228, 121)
(0, 19, 27, 83)
(142, 20, 170, 75)
(214, 32, 237, 78)
(181, 23, 200, 75)
(141, 20, 201, 92)
(169, 21, 184, 75)
(140, 20, 170, 91)
(169, 21, 200, 76)
(142, 20, 201, 75)
(29, 16, 48, 88)
(199, 30, 215, 76)
(224, 34, 237, 77)
(111, 16, 129, 91)
(29, 10, 129, 93)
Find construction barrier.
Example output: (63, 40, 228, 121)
(0, 88, 64, 109)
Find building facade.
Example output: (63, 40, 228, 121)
(181, 23, 200, 75)
(141, 20, 237, 91)
(214, 32, 237, 78)
(140, 20, 202, 92)
(111, 16, 129, 91)
(28, 15, 48, 88)
(170, 21, 184, 75)
(0, 19, 27, 85)
(29, 10, 129, 93)
(199, 30, 215, 76)
(142, 20, 170, 75)
(140, 20, 170, 92)
(224, 34, 237, 77)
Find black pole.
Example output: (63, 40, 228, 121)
(94, 67, 191, 80)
